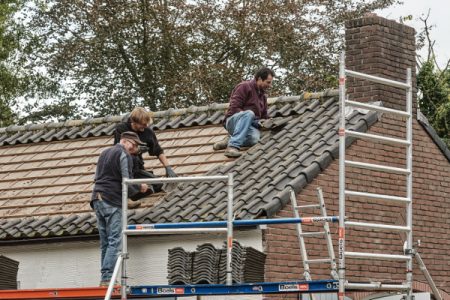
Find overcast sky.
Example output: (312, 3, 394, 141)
(376, 0, 449, 67)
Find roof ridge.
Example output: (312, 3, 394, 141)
(0, 89, 338, 134)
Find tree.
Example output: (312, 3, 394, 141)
(16, 0, 396, 120)
(416, 12, 450, 147)
(0, 0, 63, 125)
(0, 0, 21, 127)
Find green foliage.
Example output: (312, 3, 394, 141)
(417, 60, 450, 147)
(14, 0, 395, 120)
(0, 0, 20, 127)
(21, 98, 82, 124)
(0, 0, 62, 126)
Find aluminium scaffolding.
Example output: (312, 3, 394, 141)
(104, 175, 340, 300)
(338, 52, 414, 299)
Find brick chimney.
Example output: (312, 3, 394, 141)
(345, 15, 417, 115)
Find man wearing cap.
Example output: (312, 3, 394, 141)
(91, 131, 149, 286)
(114, 107, 177, 200)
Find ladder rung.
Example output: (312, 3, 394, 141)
(345, 221, 410, 232)
(345, 130, 410, 146)
(345, 251, 410, 261)
(345, 70, 410, 90)
(345, 160, 410, 175)
(345, 190, 410, 203)
(305, 258, 332, 264)
(345, 100, 410, 117)
(298, 231, 326, 237)
(295, 204, 321, 209)
(346, 282, 409, 290)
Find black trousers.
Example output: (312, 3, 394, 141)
(130, 169, 163, 200)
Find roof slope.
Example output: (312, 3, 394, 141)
(137, 95, 378, 224)
(0, 90, 378, 241)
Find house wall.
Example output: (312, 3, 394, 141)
(264, 15, 450, 300)
(0, 230, 263, 300)
(264, 119, 450, 298)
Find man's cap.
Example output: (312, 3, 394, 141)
(121, 131, 145, 146)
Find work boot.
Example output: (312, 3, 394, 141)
(213, 137, 229, 151)
(224, 147, 241, 158)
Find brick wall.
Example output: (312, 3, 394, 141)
(264, 118, 450, 299)
(264, 15, 449, 299)
(345, 15, 417, 114)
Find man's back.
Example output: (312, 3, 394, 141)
(92, 144, 132, 207)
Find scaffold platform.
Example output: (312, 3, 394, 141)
(129, 280, 338, 297)
(0, 280, 338, 299)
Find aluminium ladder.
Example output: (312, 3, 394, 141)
(338, 52, 414, 299)
(290, 187, 338, 282)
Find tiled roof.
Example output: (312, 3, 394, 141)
(0, 90, 378, 241)
(0, 92, 334, 146)
(139, 96, 378, 223)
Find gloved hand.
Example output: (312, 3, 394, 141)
(258, 119, 273, 131)
(165, 166, 177, 177)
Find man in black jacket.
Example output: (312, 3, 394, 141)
(91, 131, 149, 286)
(114, 107, 177, 200)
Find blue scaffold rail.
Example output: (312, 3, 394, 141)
(129, 280, 339, 297)
(127, 216, 339, 230)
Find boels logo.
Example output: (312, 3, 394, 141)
(157, 287, 185, 294)
(279, 283, 309, 291)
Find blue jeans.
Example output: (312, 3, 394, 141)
(226, 110, 261, 149)
(93, 200, 122, 282)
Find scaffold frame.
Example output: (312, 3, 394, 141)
(338, 51, 414, 300)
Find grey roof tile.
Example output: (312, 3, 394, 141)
(16, 131, 34, 144)
(300, 163, 322, 183)
(165, 116, 183, 129)
(287, 173, 309, 192)
(191, 113, 209, 126)
(4, 132, 22, 145)
(153, 119, 170, 130)
(177, 114, 197, 127)
(192, 203, 215, 221)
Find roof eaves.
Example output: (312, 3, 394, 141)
(417, 110, 450, 162)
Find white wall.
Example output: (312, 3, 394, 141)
(0, 230, 263, 299)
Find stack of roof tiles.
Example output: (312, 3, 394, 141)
(167, 241, 265, 285)
(0, 255, 19, 290)
(167, 247, 193, 285)
(192, 243, 219, 284)
(217, 241, 266, 284)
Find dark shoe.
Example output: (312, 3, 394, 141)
(213, 137, 229, 150)
(224, 147, 241, 158)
